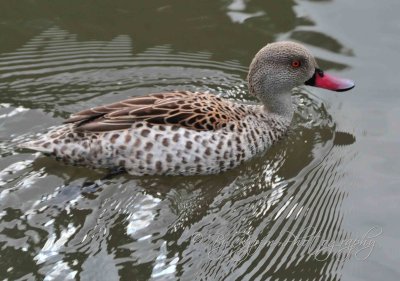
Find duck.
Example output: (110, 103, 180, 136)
(19, 41, 354, 176)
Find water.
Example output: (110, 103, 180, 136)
(0, 0, 399, 280)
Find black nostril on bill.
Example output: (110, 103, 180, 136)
(316, 68, 324, 77)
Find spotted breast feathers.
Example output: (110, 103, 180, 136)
(64, 91, 248, 132)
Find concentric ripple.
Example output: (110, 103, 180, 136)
(0, 26, 247, 116)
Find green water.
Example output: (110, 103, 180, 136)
(0, 0, 399, 280)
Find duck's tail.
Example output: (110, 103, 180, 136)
(16, 124, 71, 154)
(17, 139, 54, 154)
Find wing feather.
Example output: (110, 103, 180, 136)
(64, 91, 247, 132)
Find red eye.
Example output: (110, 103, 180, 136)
(291, 60, 301, 68)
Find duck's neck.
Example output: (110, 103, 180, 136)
(259, 91, 294, 120)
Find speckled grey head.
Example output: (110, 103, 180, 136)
(248, 41, 318, 99)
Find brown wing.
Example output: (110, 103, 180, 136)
(64, 91, 248, 132)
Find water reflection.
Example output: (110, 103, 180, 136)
(226, 0, 266, 23)
(170, 91, 352, 280)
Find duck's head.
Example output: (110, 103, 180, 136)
(247, 41, 354, 117)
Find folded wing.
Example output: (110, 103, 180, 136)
(64, 91, 247, 132)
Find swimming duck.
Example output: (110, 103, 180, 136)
(19, 41, 354, 176)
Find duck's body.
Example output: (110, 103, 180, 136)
(20, 91, 290, 175)
(19, 42, 354, 176)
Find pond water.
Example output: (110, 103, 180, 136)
(0, 0, 399, 280)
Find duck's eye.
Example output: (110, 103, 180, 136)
(291, 60, 301, 68)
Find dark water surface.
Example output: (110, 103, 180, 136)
(0, 0, 399, 280)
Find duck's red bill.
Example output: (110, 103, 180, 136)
(305, 69, 355, 92)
